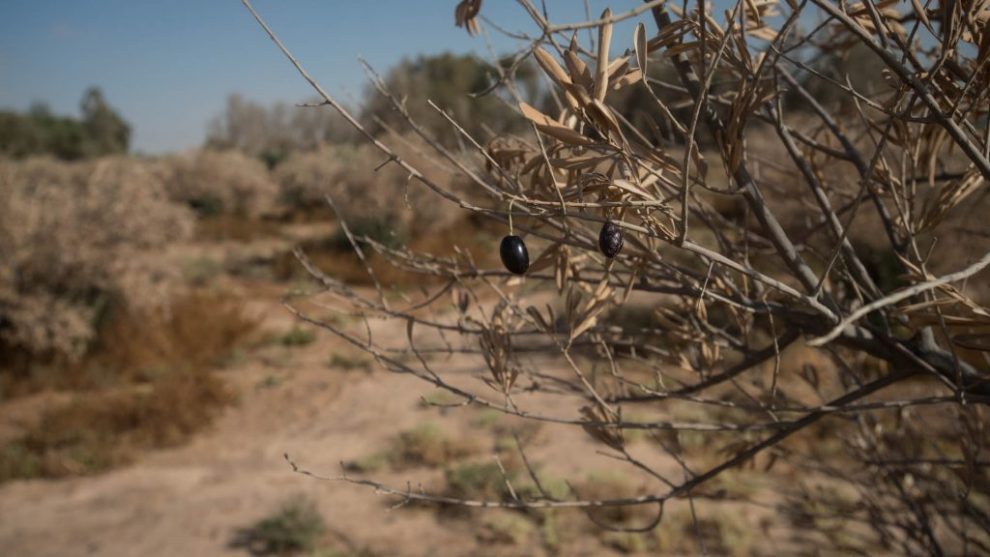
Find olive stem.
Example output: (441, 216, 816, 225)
(508, 198, 516, 235)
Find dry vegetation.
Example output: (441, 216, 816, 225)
(0, 156, 194, 360)
(157, 149, 281, 219)
(0, 369, 233, 482)
(3, 0, 990, 554)
(0, 125, 480, 489)
(0, 86, 497, 500)
(274, 133, 464, 232)
(236, 0, 990, 555)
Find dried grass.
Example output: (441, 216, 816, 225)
(2, 289, 258, 398)
(273, 213, 499, 286)
(0, 288, 253, 480)
(0, 369, 234, 482)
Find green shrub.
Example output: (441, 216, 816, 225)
(280, 327, 317, 347)
(346, 422, 477, 472)
(234, 496, 327, 555)
(326, 353, 372, 372)
(444, 462, 516, 502)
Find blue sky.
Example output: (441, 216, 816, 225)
(0, 1, 651, 154)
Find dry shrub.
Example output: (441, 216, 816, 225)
(0, 369, 234, 481)
(274, 135, 459, 232)
(0, 289, 257, 397)
(0, 156, 193, 359)
(231, 495, 328, 555)
(443, 461, 519, 505)
(273, 212, 499, 286)
(349, 422, 479, 472)
(0, 290, 254, 479)
(246, 2, 990, 552)
(94, 289, 259, 378)
(156, 149, 280, 218)
(573, 472, 654, 529)
(653, 506, 754, 557)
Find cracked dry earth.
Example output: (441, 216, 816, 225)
(0, 271, 783, 557)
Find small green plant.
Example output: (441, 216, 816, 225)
(280, 327, 316, 347)
(346, 422, 477, 472)
(516, 471, 572, 502)
(183, 256, 224, 286)
(478, 512, 535, 545)
(444, 461, 516, 502)
(343, 451, 390, 473)
(419, 389, 466, 408)
(654, 506, 754, 557)
(603, 532, 649, 554)
(471, 408, 502, 428)
(0, 443, 41, 481)
(539, 510, 561, 553)
(256, 374, 286, 390)
(233, 496, 326, 555)
(326, 353, 372, 372)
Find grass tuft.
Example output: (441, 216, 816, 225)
(346, 422, 478, 472)
(326, 353, 372, 372)
(232, 495, 327, 555)
(279, 327, 317, 347)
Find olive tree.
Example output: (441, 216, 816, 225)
(243, 0, 990, 553)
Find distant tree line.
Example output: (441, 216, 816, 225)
(0, 50, 884, 164)
(207, 49, 890, 167)
(207, 53, 541, 167)
(0, 87, 130, 160)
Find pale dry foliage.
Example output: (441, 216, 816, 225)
(244, 0, 990, 554)
(206, 92, 358, 158)
(156, 149, 280, 218)
(274, 134, 461, 232)
(0, 156, 193, 357)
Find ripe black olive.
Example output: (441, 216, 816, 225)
(500, 235, 529, 275)
(598, 220, 623, 258)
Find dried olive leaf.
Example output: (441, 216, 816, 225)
(593, 8, 613, 101)
(634, 22, 648, 74)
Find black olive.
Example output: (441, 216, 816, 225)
(598, 220, 623, 258)
(500, 235, 529, 275)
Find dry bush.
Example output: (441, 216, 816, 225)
(1, 288, 257, 398)
(93, 290, 259, 378)
(156, 148, 280, 218)
(207, 93, 359, 164)
(245, 0, 990, 554)
(0, 156, 193, 359)
(273, 135, 460, 232)
(347, 422, 479, 472)
(272, 212, 499, 285)
(0, 369, 234, 481)
(0, 289, 255, 478)
(231, 495, 328, 555)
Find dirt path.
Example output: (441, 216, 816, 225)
(0, 277, 663, 556)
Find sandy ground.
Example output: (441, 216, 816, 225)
(0, 224, 806, 557)
(0, 269, 680, 557)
